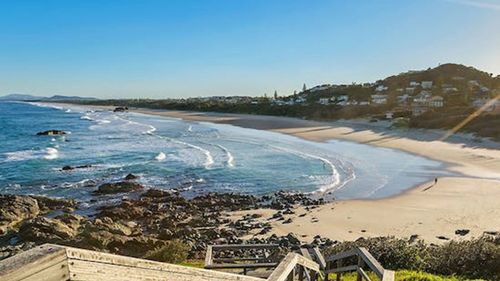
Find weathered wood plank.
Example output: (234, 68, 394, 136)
(65, 246, 262, 280)
(357, 267, 372, 281)
(266, 253, 298, 281)
(68, 259, 262, 281)
(311, 247, 326, 269)
(325, 265, 358, 274)
(211, 244, 279, 250)
(205, 262, 278, 269)
(326, 249, 357, 262)
(295, 255, 320, 272)
(0, 244, 68, 281)
(381, 270, 395, 281)
(299, 248, 312, 261)
(205, 245, 213, 267)
(15, 260, 69, 281)
(356, 248, 384, 278)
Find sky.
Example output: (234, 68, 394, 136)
(0, 0, 499, 99)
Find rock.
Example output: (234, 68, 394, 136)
(0, 195, 40, 235)
(125, 173, 139, 180)
(409, 234, 419, 243)
(113, 107, 128, 112)
(283, 218, 293, 224)
(36, 130, 66, 136)
(95, 181, 144, 194)
(62, 165, 74, 171)
(455, 229, 470, 236)
(285, 233, 301, 245)
(436, 236, 450, 240)
(18, 217, 79, 242)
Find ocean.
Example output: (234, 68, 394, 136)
(0, 101, 453, 204)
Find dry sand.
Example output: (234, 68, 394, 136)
(131, 109, 500, 244)
(47, 104, 500, 243)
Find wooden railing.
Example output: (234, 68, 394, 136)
(324, 247, 394, 281)
(205, 244, 282, 275)
(266, 252, 321, 281)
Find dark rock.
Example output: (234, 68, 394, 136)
(125, 173, 139, 180)
(455, 229, 470, 236)
(36, 130, 66, 136)
(62, 165, 74, 171)
(283, 218, 293, 224)
(113, 107, 128, 112)
(95, 181, 144, 194)
(436, 236, 450, 240)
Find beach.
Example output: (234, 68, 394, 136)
(130, 108, 500, 244)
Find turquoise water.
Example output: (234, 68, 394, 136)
(0, 102, 453, 203)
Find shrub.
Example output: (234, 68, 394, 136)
(143, 239, 190, 264)
(324, 236, 499, 280)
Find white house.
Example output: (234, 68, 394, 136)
(428, 96, 444, 107)
(371, 94, 388, 104)
(409, 81, 420, 87)
(318, 98, 330, 105)
(375, 85, 388, 92)
(421, 81, 433, 89)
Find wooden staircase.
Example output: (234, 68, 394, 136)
(0, 244, 393, 281)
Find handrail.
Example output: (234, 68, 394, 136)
(325, 247, 394, 281)
(266, 253, 321, 281)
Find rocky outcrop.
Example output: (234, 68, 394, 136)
(0, 195, 77, 235)
(95, 181, 144, 194)
(36, 130, 66, 136)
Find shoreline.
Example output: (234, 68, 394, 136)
(40, 102, 500, 243)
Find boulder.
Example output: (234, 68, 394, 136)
(455, 229, 470, 236)
(125, 173, 139, 180)
(95, 181, 144, 194)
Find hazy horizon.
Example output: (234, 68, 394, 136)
(1, 0, 499, 99)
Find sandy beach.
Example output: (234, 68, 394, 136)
(45, 104, 500, 244)
(130, 109, 500, 244)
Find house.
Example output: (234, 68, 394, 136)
(335, 95, 349, 106)
(385, 112, 394, 119)
(409, 81, 420, 87)
(397, 94, 410, 105)
(421, 81, 433, 89)
(405, 87, 416, 95)
(413, 91, 432, 103)
(429, 96, 444, 107)
(318, 98, 330, 105)
(371, 94, 388, 105)
(375, 85, 388, 92)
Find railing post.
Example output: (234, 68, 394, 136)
(336, 260, 342, 281)
(357, 255, 365, 281)
(287, 267, 295, 281)
(298, 266, 304, 281)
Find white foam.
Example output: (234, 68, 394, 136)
(4, 150, 35, 161)
(269, 144, 341, 193)
(65, 109, 72, 113)
(155, 152, 166, 161)
(145, 125, 157, 135)
(81, 115, 93, 121)
(155, 135, 214, 168)
(43, 147, 59, 160)
(216, 144, 235, 167)
(187, 125, 193, 132)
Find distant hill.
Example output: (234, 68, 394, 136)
(0, 94, 98, 101)
(45, 95, 98, 101)
(382, 63, 499, 89)
(0, 94, 46, 101)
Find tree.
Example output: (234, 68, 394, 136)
(274, 90, 278, 100)
(302, 83, 307, 92)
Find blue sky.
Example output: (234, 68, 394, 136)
(0, 0, 499, 98)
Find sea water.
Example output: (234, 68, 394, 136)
(0, 101, 453, 203)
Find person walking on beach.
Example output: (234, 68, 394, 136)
(434, 178, 438, 185)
